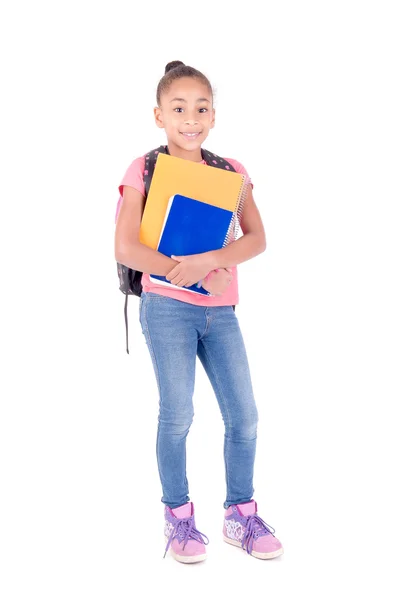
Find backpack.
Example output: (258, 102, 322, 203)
(116, 145, 238, 353)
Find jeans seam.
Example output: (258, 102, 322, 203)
(141, 297, 162, 396)
(200, 340, 233, 497)
(198, 310, 210, 341)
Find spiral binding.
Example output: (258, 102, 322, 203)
(222, 174, 248, 247)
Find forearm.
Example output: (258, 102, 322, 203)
(206, 232, 266, 269)
(115, 242, 178, 276)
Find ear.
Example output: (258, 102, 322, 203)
(154, 106, 164, 129)
(210, 107, 216, 129)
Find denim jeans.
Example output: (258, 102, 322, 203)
(139, 291, 259, 509)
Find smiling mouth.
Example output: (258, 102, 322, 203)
(180, 132, 201, 137)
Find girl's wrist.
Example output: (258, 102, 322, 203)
(205, 251, 219, 271)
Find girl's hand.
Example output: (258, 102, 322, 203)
(201, 268, 233, 296)
(166, 254, 215, 288)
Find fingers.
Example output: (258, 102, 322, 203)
(169, 276, 185, 286)
(166, 266, 186, 283)
(166, 266, 179, 281)
(170, 277, 196, 288)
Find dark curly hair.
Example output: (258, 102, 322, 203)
(156, 60, 213, 106)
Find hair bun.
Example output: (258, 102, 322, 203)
(165, 60, 185, 74)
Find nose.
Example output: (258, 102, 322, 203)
(184, 119, 198, 126)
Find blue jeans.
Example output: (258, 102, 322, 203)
(139, 291, 259, 509)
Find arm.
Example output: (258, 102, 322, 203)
(114, 185, 178, 276)
(207, 184, 266, 269)
(165, 185, 266, 285)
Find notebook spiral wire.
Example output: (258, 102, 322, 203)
(222, 176, 248, 247)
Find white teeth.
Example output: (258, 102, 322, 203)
(182, 133, 199, 136)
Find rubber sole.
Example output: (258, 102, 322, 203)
(223, 535, 284, 559)
(169, 547, 207, 563)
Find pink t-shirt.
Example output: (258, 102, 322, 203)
(116, 153, 253, 307)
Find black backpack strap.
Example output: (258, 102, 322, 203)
(124, 294, 129, 354)
(143, 145, 169, 197)
(121, 146, 168, 354)
(200, 148, 236, 173)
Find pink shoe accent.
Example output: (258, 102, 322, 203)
(225, 500, 258, 518)
(236, 500, 257, 516)
(171, 502, 192, 519)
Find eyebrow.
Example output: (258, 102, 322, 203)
(169, 97, 211, 103)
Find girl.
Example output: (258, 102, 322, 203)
(114, 61, 283, 563)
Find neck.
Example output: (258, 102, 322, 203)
(166, 141, 203, 163)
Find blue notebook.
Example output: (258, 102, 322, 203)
(150, 194, 234, 295)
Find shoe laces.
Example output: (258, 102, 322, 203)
(242, 514, 275, 555)
(164, 515, 209, 558)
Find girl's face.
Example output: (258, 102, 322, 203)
(154, 77, 215, 159)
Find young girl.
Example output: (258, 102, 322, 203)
(114, 61, 283, 563)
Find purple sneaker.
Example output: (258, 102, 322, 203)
(223, 500, 283, 559)
(164, 502, 209, 563)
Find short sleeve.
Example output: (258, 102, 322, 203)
(115, 155, 146, 223)
(224, 158, 253, 189)
(118, 155, 146, 197)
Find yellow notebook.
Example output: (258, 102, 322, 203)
(139, 153, 247, 250)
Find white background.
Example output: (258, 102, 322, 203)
(1, 1, 399, 598)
